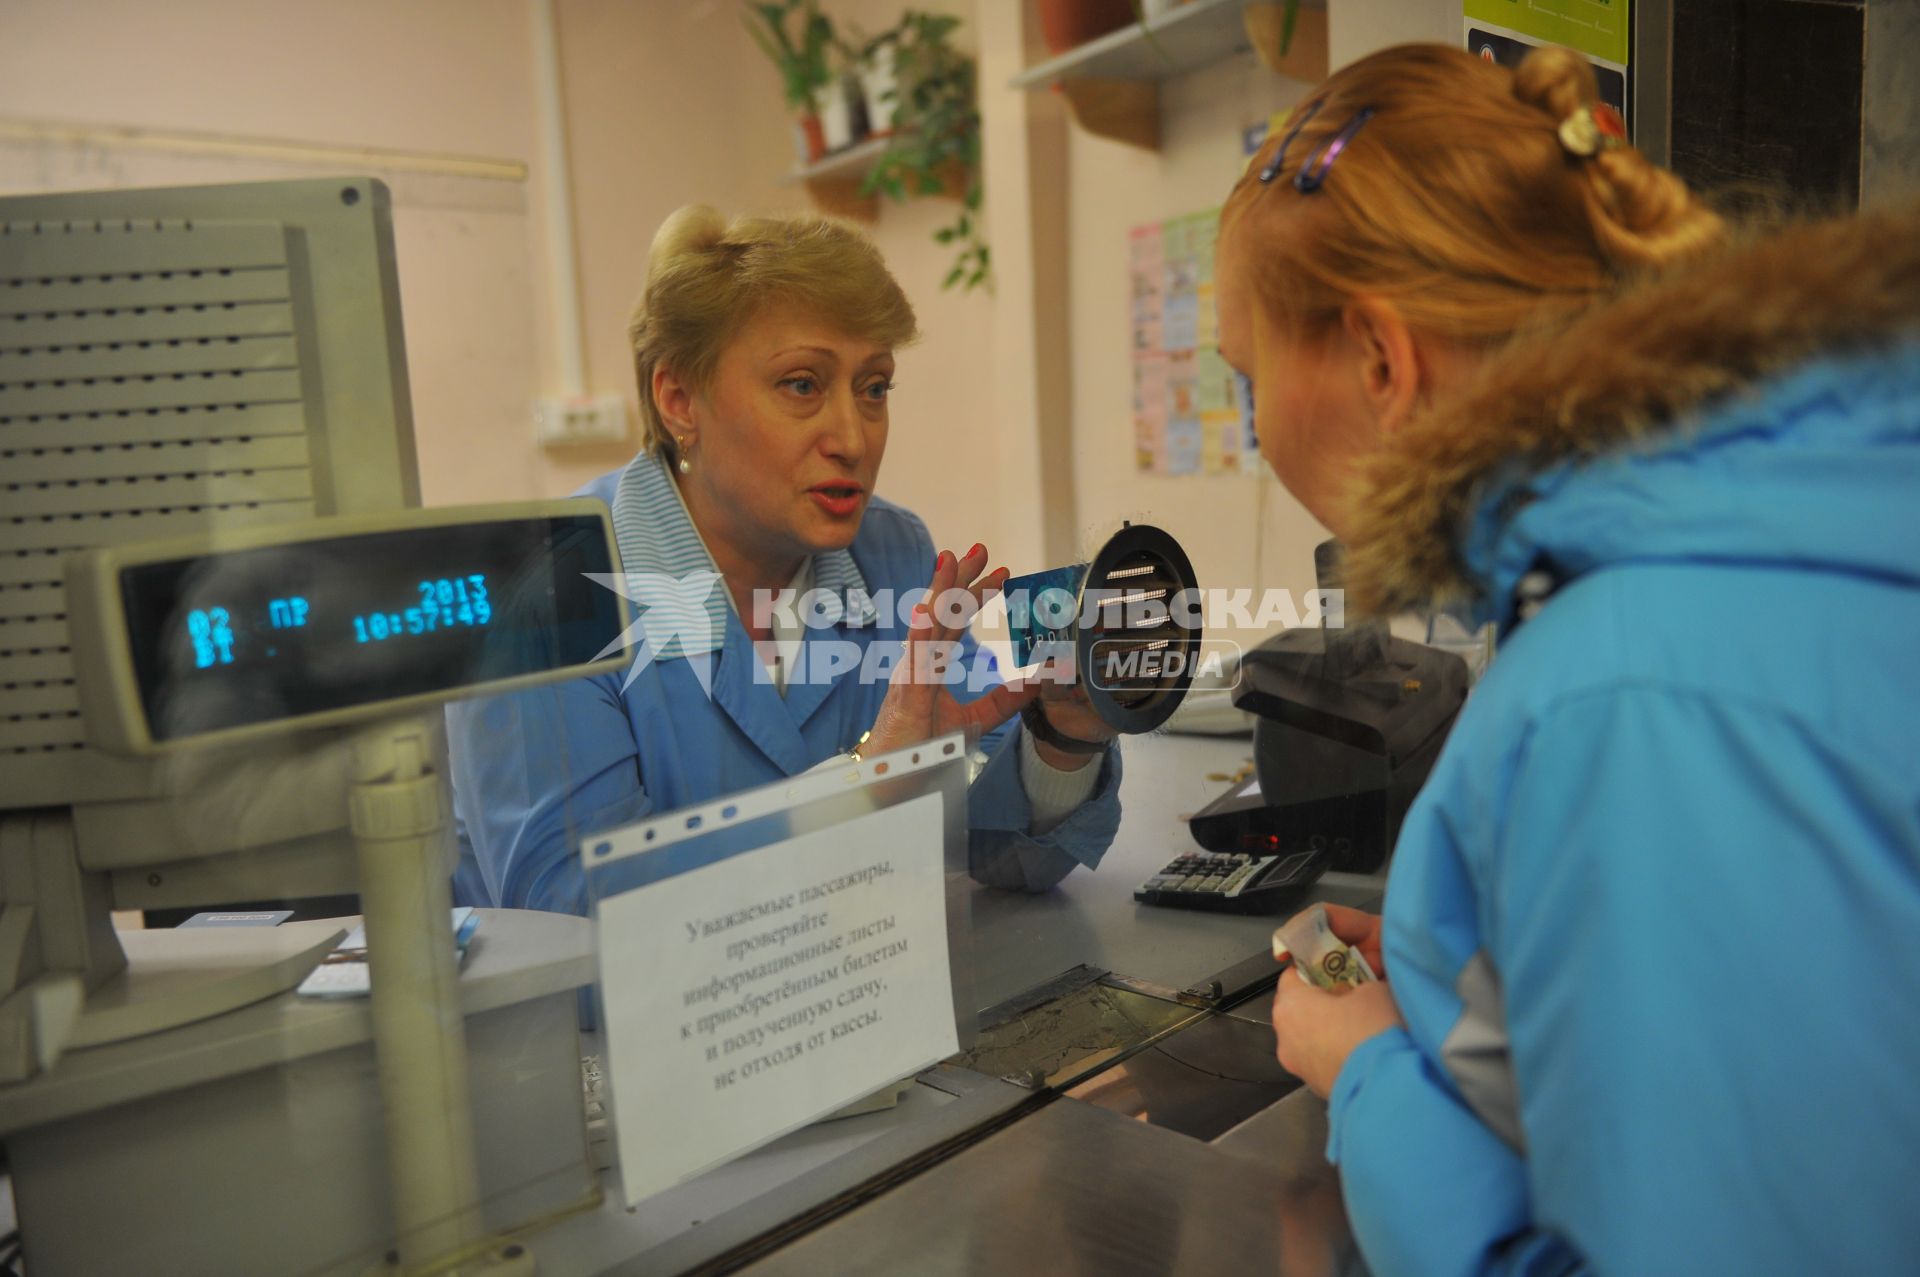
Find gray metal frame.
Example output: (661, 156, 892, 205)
(1633, 0, 1674, 168)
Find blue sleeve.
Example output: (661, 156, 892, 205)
(939, 603, 1122, 892)
(1328, 1030, 1584, 1277)
(445, 671, 650, 916)
(1332, 686, 1920, 1276)
(967, 731, 1122, 892)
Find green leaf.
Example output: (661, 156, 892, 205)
(943, 263, 965, 289)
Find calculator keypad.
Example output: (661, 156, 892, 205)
(1135, 847, 1327, 914)
(1141, 851, 1258, 898)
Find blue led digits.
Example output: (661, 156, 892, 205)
(188, 607, 236, 668)
(351, 574, 492, 644)
(268, 597, 310, 629)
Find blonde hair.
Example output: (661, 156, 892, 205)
(1221, 44, 1726, 344)
(628, 206, 920, 455)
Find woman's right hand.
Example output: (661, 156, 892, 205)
(1319, 904, 1387, 977)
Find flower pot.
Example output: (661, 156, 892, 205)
(860, 44, 898, 138)
(932, 158, 973, 202)
(1036, 0, 1136, 56)
(813, 82, 855, 153)
(795, 111, 826, 164)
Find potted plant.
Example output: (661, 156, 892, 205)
(861, 12, 988, 290)
(850, 26, 900, 140)
(745, 0, 834, 163)
(816, 36, 864, 153)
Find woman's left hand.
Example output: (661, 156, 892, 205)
(860, 544, 1035, 757)
(1271, 969, 1405, 1098)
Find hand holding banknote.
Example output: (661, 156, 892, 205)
(1269, 905, 1404, 1098)
(1272, 904, 1384, 988)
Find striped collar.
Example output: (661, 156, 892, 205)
(610, 449, 877, 660)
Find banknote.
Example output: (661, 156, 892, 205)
(1271, 905, 1376, 990)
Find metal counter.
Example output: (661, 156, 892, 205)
(970, 733, 1386, 1010)
(535, 732, 1381, 1276)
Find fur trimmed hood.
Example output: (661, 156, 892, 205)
(1345, 204, 1920, 620)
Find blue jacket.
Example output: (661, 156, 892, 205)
(1327, 214, 1920, 1277)
(447, 450, 1121, 914)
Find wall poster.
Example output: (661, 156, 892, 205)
(1129, 209, 1257, 477)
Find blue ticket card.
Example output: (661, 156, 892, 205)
(1003, 564, 1086, 670)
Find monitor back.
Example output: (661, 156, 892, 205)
(0, 177, 419, 869)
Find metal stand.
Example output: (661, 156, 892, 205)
(349, 717, 535, 1276)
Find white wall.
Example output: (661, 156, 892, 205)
(0, 0, 561, 507)
(1328, 0, 1461, 66)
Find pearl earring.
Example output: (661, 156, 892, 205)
(676, 440, 692, 474)
(678, 455, 692, 475)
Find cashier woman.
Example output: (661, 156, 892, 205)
(1223, 43, 1920, 1277)
(447, 207, 1122, 912)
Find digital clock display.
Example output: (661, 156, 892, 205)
(118, 513, 624, 742)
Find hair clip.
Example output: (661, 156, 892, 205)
(1558, 102, 1627, 157)
(1294, 107, 1376, 193)
(1258, 99, 1324, 183)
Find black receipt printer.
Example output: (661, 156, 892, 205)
(1188, 542, 1469, 875)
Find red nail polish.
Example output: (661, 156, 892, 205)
(968, 543, 985, 559)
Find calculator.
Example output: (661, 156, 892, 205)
(1133, 845, 1330, 914)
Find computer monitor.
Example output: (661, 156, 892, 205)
(0, 176, 423, 1053)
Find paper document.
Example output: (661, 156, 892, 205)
(296, 907, 479, 998)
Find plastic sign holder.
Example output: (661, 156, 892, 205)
(583, 733, 973, 1207)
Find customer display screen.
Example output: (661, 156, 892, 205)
(118, 514, 625, 742)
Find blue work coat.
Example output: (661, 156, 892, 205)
(447, 450, 1122, 914)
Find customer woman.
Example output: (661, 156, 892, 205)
(1217, 43, 1920, 1275)
(449, 207, 1121, 912)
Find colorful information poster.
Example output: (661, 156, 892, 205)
(1464, 1, 1631, 128)
(1462, 0, 1630, 66)
(1129, 209, 1256, 476)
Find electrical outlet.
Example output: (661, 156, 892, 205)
(534, 393, 629, 447)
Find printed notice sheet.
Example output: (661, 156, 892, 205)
(594, 790, 957, 1205)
